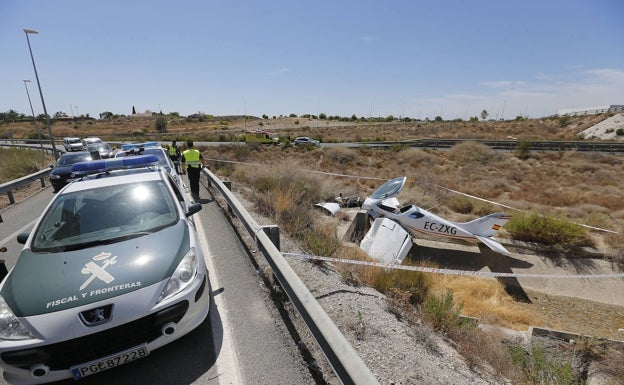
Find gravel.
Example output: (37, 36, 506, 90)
(222, 185, 505, 385)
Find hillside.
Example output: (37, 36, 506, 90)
(2, 112, 624, 383)
(1, 113, 620, 144)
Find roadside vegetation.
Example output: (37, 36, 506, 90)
(202, 138, 624, 384)
(0, 148, 50, 184)
(3, 114, 624, 383)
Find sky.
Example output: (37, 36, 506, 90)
(1, 0, 623, 121)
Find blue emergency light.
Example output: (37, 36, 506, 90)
(120, 143, 138, 151)
(141, 141, 160, 148)
(71, 154, 160, 175)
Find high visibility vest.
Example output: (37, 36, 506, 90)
(182, 149, 201, 167)
(168, 144, 177, 156)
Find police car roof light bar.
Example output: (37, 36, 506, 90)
(120, 143, 138, 151)
(71, 154, 160, 175)
(120, 142, 160, 151)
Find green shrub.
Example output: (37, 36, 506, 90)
(422, 291, 463, 334)
(155, 117, 167, 133)
(370, 267, 430, 306)
(301, 224, 341, 257)
(516, 140, 532, 159)
(506, 212, 593, 249)
(508, 342, 581, 385)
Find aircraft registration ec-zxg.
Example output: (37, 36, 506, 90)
(360, 177, 511, 264)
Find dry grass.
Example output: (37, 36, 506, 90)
(4, 114, 624, 383)
(203, 140, 624, 250)
(428, 275, 539, 330)
(0, 113, 613, 145)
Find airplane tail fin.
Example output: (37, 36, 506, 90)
(457, 213, 512, 256)
(456, 212, 511, 237)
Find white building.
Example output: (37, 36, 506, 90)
(558, 105, 624, 116)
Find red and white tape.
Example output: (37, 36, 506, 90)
(283, 252, 624, 279)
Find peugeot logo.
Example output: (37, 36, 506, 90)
(80, 304, 113, 326)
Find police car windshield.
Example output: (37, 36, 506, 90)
(87, 143, 110, 151)
(31, 181, 178, 252)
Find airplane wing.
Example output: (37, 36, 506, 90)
(475, 236, 511, 256)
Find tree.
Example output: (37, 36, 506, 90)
(480, 109, 489, 120)
(319, 113, 327, 120)
(385, 115, 394, 122)
(99, 111, 113, 120)
(132, 106, 136, 115)
(0, 110, 22, 123)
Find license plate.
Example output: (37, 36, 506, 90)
(70, 344, 149, 379)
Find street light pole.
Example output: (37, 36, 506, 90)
(23, 28, 58, 159)
(22, 79, 45, 153)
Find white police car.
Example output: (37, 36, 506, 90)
(0, 155, 210, 384)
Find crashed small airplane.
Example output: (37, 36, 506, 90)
(360, 176, 511, 263)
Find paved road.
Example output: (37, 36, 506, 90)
(0, 179, 313, 385)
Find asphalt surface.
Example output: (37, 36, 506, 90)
(0, 178, 313, 385)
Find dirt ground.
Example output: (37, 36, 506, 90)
(518, 289, 624, 341)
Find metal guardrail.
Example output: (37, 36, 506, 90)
(0, 140, 59, 158)
(359, 138, 624, 153)
(0, 162, 379, 384)
(0, 167, 52, 204)
(201, 168, 379, 385)
(0, 142, 56, 204)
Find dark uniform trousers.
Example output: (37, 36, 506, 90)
(187, 166, 201, 198)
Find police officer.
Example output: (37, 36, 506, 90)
(181, 140, 205, 201)
(168, 140, 180, 174)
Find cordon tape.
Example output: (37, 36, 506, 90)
(206, 157, 619, 234)
(283, 252, 624, 279)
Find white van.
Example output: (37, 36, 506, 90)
(63, 137, 84, 152)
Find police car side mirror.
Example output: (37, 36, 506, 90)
(186, 202, 202, 217)
(17, 232, 29, 245)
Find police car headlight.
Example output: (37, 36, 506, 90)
(157, 248, 199, 303)
(0, 296, 34, 340)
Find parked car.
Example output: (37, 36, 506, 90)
(0, 155, 209, 384)
(82, 137, 103, 147)
(63, 137, 84, 152)
(86, 142, 115, 159)
(49, 151, 92, 192)
(293, 136, 321, 147)
(115, 143, 183, 187)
